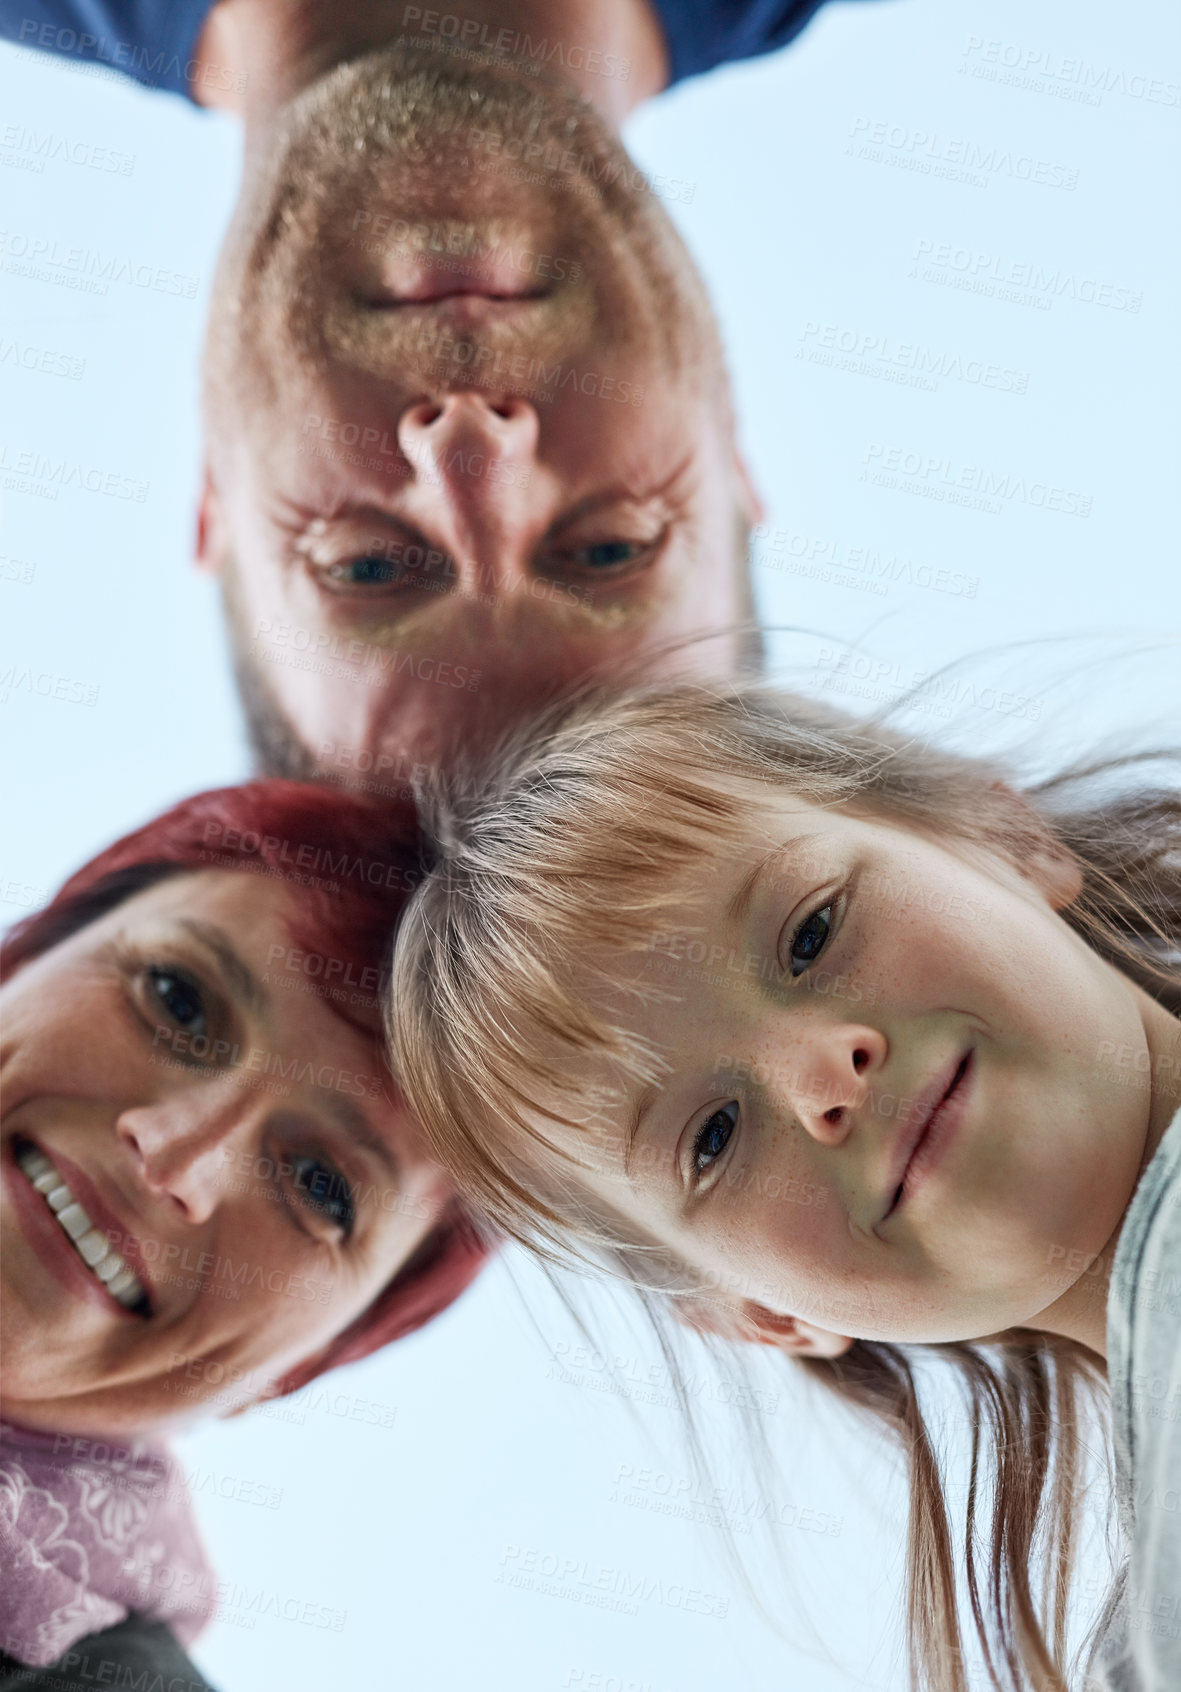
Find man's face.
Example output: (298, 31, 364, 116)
(201, 46, 758, 783)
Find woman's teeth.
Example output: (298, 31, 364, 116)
(15, 1144, 150, 1313)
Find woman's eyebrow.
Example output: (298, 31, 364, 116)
(177, 920, 403, 1190)
(320, 1091, 402, 1189)
(178, 919, 268, 1017)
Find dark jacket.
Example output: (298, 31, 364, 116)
(0, 1616, 220, 1692)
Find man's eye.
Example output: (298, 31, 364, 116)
(147, 968, 207, 1036)
(325, 556, 401, 587)
(570, 541, 642, 569)
(789, 904, 834, 976)
(313, 549, 453, 596)
(552, 537, 657, 575)
(692, 1102, 739, 1177)
(289, 1155, 356, 1238)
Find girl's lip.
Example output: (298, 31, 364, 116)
(3, 1139, 146, 1320)
(882, 1050, 974, 1222)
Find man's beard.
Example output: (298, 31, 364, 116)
(204, 39, 719, 417)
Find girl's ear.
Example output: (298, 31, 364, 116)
(674, 1296, 854, 1358)
(987, 782, 1084, 911)
(741, 1302, 855, 1358)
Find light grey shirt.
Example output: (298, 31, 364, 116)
(1087, 1105, 1181, 1689)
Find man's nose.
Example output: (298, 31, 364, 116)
(776, 1022, 888, 1143)
(396, 393, 541, 586)
(397, 392, 539, 486)
(116, 1081, 252, 1223)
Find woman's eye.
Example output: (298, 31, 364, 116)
(692, 1102, 739, 1178)
(789, 904, 834, 976)
(288, 1155, 356, 1238)
(147, 968, 207, 1036)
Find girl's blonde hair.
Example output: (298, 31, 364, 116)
(388, 680, 1181, 1692)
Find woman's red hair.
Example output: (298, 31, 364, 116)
(1, 782, 490, 1397)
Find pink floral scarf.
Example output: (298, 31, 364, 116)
(0, 1419, 217, 1667)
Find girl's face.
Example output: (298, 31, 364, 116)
(1, 871, 452, 1435)
(550, 799, 1174, 1346)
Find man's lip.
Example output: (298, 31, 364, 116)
(367, 254, 554, 304)
(882, 1051, 974, 1221)
(380, 283, 548, 303)
(363, 291, 549, 326)
(21, 1139, 158, 1300)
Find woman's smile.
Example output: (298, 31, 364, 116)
(6, 1136, 152, 1321)
(11, 1137, 153, 1314)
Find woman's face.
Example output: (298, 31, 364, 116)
(540, 799, 1172, 1347)
(0, 870, 453, 1435)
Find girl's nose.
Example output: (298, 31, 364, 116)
(116, 1081, 251, 1223)
(781, 1023, 888, 1142)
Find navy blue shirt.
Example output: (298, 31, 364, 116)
(0, 0, 856, 99)
(0, 1, 216, 98)
(658, 0, 834, 83)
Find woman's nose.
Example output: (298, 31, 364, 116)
(115, 1083, 248, 1222)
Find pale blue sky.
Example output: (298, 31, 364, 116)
(1, 0, 1178, 1685)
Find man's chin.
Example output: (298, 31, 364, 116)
(259, 34, 675, 275)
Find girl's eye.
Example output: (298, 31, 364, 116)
(692, 1102, 739, 1178)
(147, 968, 207, 1036)
(288, 1155, 356, 1239)
(789, 904, 834, 976)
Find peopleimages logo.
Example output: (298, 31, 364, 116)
(911, 239, 1142, 313)
(15, 17, 247, 94)
(861, 443, 1092, 519)
(959, 36, 1179, 108)
(0, 122, 135, 175)
(797, 321, 1028, 396)
(496, 1544, 728, 1619)
(400, 6, 632, 81)
(754, 524, 980, 599)
(0, 337, 85, 380)
(0, 230, 198, 298)
(0, 444, 145, 502)
(199, 819, 421, 893)
(848, 116, 1079, 190)
(0, 664, 100, 706)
